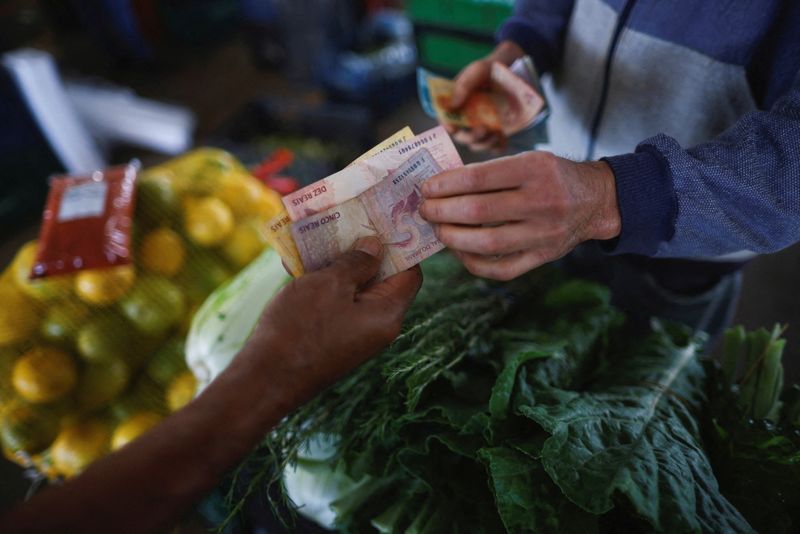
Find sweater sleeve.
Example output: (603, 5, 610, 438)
(602, 70, 800, 259)
(495, 0, 576, 74)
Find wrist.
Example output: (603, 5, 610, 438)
(488, 40, 525, 66)
(582, 160, 621, 241)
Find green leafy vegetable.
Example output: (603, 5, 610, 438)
(214, 255, 799, 534)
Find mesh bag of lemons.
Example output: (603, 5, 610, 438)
(0, 148, 284, 479)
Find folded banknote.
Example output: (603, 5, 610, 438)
(263, 127, 415, 277)
(418, 56, 549, 146)
(291, 148, 447, 281)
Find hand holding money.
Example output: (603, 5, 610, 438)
(418, 42, 546, 152)
(265, 126, 463, 281)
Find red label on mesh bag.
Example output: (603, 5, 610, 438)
(31, 162, 139, 279)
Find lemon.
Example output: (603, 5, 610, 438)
(0, 403, 59, 454)
(51, 419, 110, 477)
(136, 171, 181, 224)
(77, 356, 130, 411)
(0, 283, 39, 347)
(12, 346, 78, 404)
(176, 251, 231, 302)
(76, 314, 133, 364)
(166, 371, 197, 412)
(256, 186, 285, 220)
(184, 197, 235, 247)
(75, 265, 136, 306)
(221, 222, 267, 268)
(10, 241, 73, 302)
(140, 228, 186, 276)
(39, 302, 89, 348)
(110, 412, 162, 451)
(215, 174, 267, 220)
(146, 338, 187, 386)
(119, 276, 186, 338)
(168, 149, 247, 197)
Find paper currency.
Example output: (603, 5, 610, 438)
(292, 148, 445, 281)
(417, 59, 545, 137)
(263, 127, 415, 277)
(263, 211, 305, 277)
(282, 125, 461, 222)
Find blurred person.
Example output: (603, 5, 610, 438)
(1, 237, 422, 533)
(421, 0, 800, 337)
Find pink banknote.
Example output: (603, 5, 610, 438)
(291, 149, 447, 280)
(282, 126, 461, 221)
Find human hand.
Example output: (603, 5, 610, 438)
(445, 41, 525, 152)
(249, 237, 423, 404)
(420, 151, 621, 281)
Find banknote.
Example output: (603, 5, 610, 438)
(263, 126, 415, 277)
(282, 125, 461, 222)
(417, 60, 545, 136)
(263, 211, 305, 277)
(291, 148, 446, 281)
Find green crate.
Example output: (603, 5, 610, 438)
(417, 30, 496, 74)
(407, 0, 513, 35)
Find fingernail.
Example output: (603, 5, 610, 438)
(354, 236, 382, 256)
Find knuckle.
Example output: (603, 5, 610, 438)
(462, 166, 484, 191)
(479, 232, 504, 254)
(464, 199, 488, 221)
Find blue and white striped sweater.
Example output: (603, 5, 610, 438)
(498, 0, 800, 262)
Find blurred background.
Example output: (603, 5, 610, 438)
(0, 0, 798, 526)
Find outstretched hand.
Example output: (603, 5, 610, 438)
(420, 151, 621, 281)
(251, 237, 423, 404)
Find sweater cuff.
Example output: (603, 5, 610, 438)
(496, 18, 555, 74)
(601, 147, 676, 256)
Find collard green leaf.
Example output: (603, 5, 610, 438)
(479, 446, 598, 534)
(519, 325, 753, 533)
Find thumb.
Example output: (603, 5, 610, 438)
(450, 60, 490, 109)
(327, 236, 384, 288)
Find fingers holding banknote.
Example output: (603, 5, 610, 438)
(254, 236, 422, 402)
(420, 151, 622, 281)
(445, 41, 525, 152)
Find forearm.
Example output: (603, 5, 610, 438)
(603, 72, 800, 258)
(2, 334, 296, 533)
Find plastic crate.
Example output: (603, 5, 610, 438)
(407, 0, 513, 36)
(415, 28, 496, 74)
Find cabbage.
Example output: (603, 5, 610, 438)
(186, 247, 291, 392)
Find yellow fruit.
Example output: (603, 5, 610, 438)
(140, 228, 186, 276)
(256, 187, 285, 220)
(76, 315, 133, 364)
(74, 265, 136, 306)
(110, 412, 162, 451)
(39, 302, 89, 348)
(0, 283, 39, 347)
(216, 174, 267, 219)
(51, 419, 110, 477)
(184, 197, 234, 247)
(136, 171, 181, 223)
(166, 371, 197, 412)
(12, 346, 78, 404)
(0, 403, 59, 453)
(168, 149, 247, 196)
(221, 222, 267, 268)
(10, 241, 73, 302)
(77, 357, 130, 411)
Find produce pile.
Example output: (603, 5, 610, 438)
(0, 148, 284, 479)
(222, 254, 800, 533)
